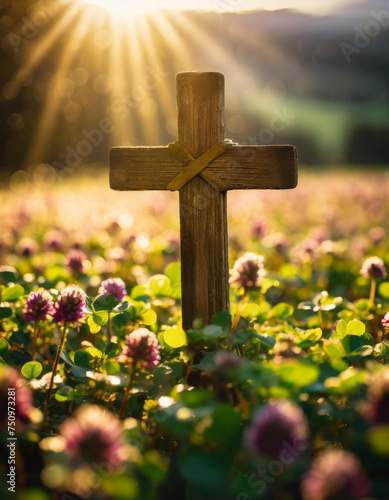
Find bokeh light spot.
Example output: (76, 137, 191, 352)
(0, 15, 13, 27)
(72, 67, 89, 86)
(2, 82, 19, 100)
(93, 74, 112, 94)
(16, 69, 33, 87)
(33, 164, 57, 188)
(7, 113, 24, 131)
(58, 78, 75, 97)
(9, 170, 32, 194)
(64, 102, 81, 122)
(118, 212, 134, 229)
(41, 464, 67, 489)
(33, 81, 51, 102)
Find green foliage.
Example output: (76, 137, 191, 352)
(21, 361, 42, 379)
(1, 172, 389, 499)
(2, 284, 24, 302)
(278, 362, 320, 389)
(271, 302, 294, 319)
(0, 338, 9, 355)
(163, 326, 187, 348)
(0, 307, 13, 319)
(55, 385, 75, 402)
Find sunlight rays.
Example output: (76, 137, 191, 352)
(16, 3, 81, 74)
(150, 12, 194, 72)
(107, 17, 131, 145)
(7, 0, 266, 170)
(133, 15, 176, 145)
(173, 12, 254, 86)
(24, 7, 92, 166)
(4, 4, 81, 101)
(83, 0, 163, 16)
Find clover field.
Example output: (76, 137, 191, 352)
(0, 168, 389, 500)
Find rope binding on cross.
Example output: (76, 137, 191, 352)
(167, 139, 236, 191)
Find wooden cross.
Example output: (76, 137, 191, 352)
(110, 72, 297, 330)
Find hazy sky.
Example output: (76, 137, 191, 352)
(87, 0, 357, 16)
(223, 0, 355, 14)
(151, 0, 356, 15)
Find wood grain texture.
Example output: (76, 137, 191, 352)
(110, 144, 297, 191)
(110, 147, 180, 190)
(211, 145, 298, 189)
(177, 72, 229, 329)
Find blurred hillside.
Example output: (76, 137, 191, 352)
(0, 0, 388, 178)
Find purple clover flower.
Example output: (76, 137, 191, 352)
(251, 220, 266, 240)
(65, 249, 87, 274)
(382, 312, 389, 329)
(23, 290, 54, 322)
(16, 237, 38, 258)
(365, 368, 389, 424)
(230, 253, 265, 292)
(246, 400, 308, 461)
(59, 405, 125, 467)
(98, 278, 127, 302)
(118, 328, 161, 372)
(0, 366, 35, 430)
(53, 285, 86, 325)
(361, 256, 387, 280)
(211, 350, 243, 376)
(266, 232, 289, 254)
(301, 448, 370, 500)
(43, 231, 64, 252)
(298, 238, 320, 260)
(309, 227, 329, 244)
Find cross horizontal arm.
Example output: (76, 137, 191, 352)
(110, 144, 297, 191)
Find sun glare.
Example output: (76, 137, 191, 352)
(14, 0, 255, 168)
(83, 0, 162, 17)
(7, 0, 348, 171)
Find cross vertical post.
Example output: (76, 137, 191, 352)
(110, 71, 298, 332)
(177, 72, 229, 330)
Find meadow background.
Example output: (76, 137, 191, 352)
(1, 0, 389, 179)
(0, 1, 389, 499)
